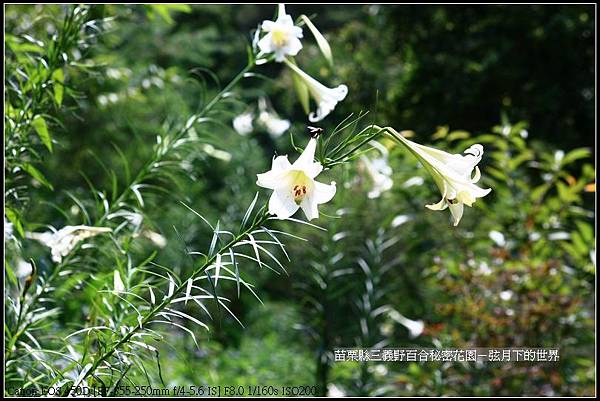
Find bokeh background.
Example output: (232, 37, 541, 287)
(5, 4, 596, 396)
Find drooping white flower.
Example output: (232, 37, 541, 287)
(15, 258, 33, 279)
(257, 97, 290, 138)
(232, 112, 254, 136)
(256, 138, 336, 220)
(393, 132, 492, 226)
(257, 4, 303, 62)
(26, 225, 112, 263)
(141, 230, 167, 248)
(283, 58, 348, 122)
(360, 141, 393, 199)
(260, 112, 291, 138)
(402, 176, 424, 188)
(389, 310, 425, 339)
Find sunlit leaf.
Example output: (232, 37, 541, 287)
(31, 115, 52, 152)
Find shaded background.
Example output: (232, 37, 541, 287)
(5, 4, 596, 397)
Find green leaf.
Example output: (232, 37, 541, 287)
(446, 130, 471, 142)
(240, 192, 259, 230)
(4, 259, 18, 287)
(561, 148, 591, 167)
(575, 220, 594, 243)
(5, 207, 25, 238)
(508, 149, 534, 170)
(146, 4, 191, 24)
(31, 115, 52, 152)
(300, 15, 333, 67)
(531, 183, 551, 202)
(571, 230, 590, 255)
(21, 162, 54, 190)
(486, 166, 508, 181)
(52, 69, 64, 106)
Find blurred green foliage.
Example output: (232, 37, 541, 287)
(4, 4, 595, 397)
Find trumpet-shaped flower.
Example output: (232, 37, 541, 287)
(389, 310, 425, 339)
(257, 4, 303, 62)
(283, 58, 348, 122)
(257, 97, 291, 137)
(394, 132, 491, 226)
(26, 225, 112, 263)
(256, 138, 336, 220)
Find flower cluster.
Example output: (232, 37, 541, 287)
(256, 127, 491, 225)
(254, 4, 347, 122)
(232, 98, 291, 138)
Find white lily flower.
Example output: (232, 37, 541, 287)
(257, 97, 291, 138)
(260, 112, 291, 138)
(15, 258, 33, 279)
(389, 310, 425, 339)
(403, 176, 424, 188)
(232, 112, 254, 136)
(141, 230, 167, 248)
(283, 58, 348, 122)
(360, 141, 393, 199)
(256, 138, 336, 220)
(394, 133, 492, 226)
(26, 225, 112, 263)
(257, 4, 303, 62)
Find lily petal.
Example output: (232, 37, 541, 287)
(471, 166, 481, 183)
(268, 189, 299, 219)
(292, 138, 323, 178)
(313, 181, 337, 204)
(448, 202, 464, 226)
(300, 191, 319, 220)
(425, 182, 448, 210)
(256, 156, 292, 189)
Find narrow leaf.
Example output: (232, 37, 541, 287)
(185, 278, 193, 306)
(52, 69, 64, 106)
(32, 115, 52, 152)
(241, 192, 259, 230)
(301, 15, 333, 67)
(21, 163, 53, 190)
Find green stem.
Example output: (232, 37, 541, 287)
(323, 125, 384, 168)
(76, 211, 269, 390)
(7, 59, 256, 365)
